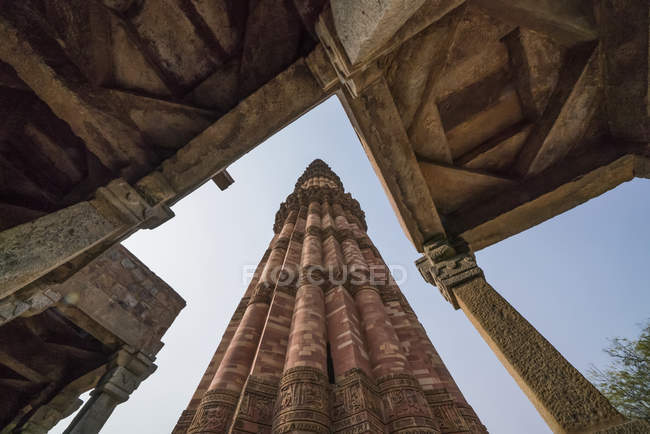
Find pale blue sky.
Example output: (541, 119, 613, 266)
(53, 96, 649, 433)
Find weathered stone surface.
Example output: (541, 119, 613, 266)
(419, 161, 515, 215)
(330, 0, 426, 64)
(599, 0, 649, 142)
(0, 202, 116, 298)
(58, 244, 185, 357)
(449, 147, 640, 251)
(0, 15, 154, 179)
(473, 0, 597, 46)
(340, 79, 445, 250)
(515, 43, 601, 177)
(158, 59, 326, 200)
(454, 278, 623, 433)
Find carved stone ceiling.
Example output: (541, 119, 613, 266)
(0, 0, 647, 252)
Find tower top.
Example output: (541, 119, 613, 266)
(274, 159, 366, 233)
(294, 159, 344, 192)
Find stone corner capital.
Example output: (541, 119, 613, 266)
(416, 237, 483, 310)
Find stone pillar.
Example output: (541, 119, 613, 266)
(273, 201, 330, 433)
(64, 347, 155, 434)
(417, 237, 628, 434)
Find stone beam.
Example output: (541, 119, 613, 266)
(0, 15, 154, 180)
(103, 90, 218, 151)
(447, 143, 645, 251)
(514, 42, 599, 177)
(0, 179, 173, 299)
(473, 0, 597, 46)
(338, 78, 445, 251)
(330, 0, 426, 65)
(139, 58, 328, 205)
(0, 349, 49, 384)
(418, 161, 516, 215)
(599, 0, 649, 142)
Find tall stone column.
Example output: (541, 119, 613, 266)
(273, 201, 330, 434)
(187, 212, 297, 433)
(174, 160, 488, 434)
(334, 204, 438, 433)
(230, 209, 305, 434)
(417, 236, 628, 434)
(173, 247, 272, 433)
(64, 347, 155, 434)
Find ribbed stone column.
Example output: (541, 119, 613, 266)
(187, 213, 296, 433)
(231, 209, 305, 434)
(176, 160, 487, 434)
(417, 237, 628, 434)
(273, 201, 330, 433)
(173, 249, 271, 433)
(334, 205, 438, 433)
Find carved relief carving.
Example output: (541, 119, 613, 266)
(272, 367, 330, 433)
(232, 376, 278, 432)
(187, 389, 240, 434)
(172, 410, 195, 433)
(377, 373, 438, 433)
(424, 389, 469, 433)
(331, 369, 384, 433)
(250, 282, 274, 305)
(417, 237, 483, 310)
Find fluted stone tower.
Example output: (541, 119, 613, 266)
(173, 160, 487, 434)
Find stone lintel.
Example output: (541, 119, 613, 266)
(448, 143, 644, 251)
(473, 0, 597, 46)
(0, 178, 173, 299)
(339, 78, 445, 251)
(0, 202, 118, 299)
(152, 58, 327, 206)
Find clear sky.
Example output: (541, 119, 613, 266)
(52, 96, 649, 433)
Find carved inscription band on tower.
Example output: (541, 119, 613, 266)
(173, 160, 487, 433)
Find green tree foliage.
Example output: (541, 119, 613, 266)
(589, 320, 650, 421)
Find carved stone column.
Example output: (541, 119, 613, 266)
(64, 347, 155, 434)
(273, 201, 331, 433)
(416, 236, 628, 433)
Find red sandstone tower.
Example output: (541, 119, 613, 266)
(173, 160, 487, 434)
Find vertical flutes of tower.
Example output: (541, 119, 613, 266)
(177, 160, 487, 434)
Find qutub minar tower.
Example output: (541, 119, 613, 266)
(173, 160, 486, 434)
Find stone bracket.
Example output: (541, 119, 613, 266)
(416, 237, 483, 310)
(95, 179, 174, 229)
(94, 346, 156, 402)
